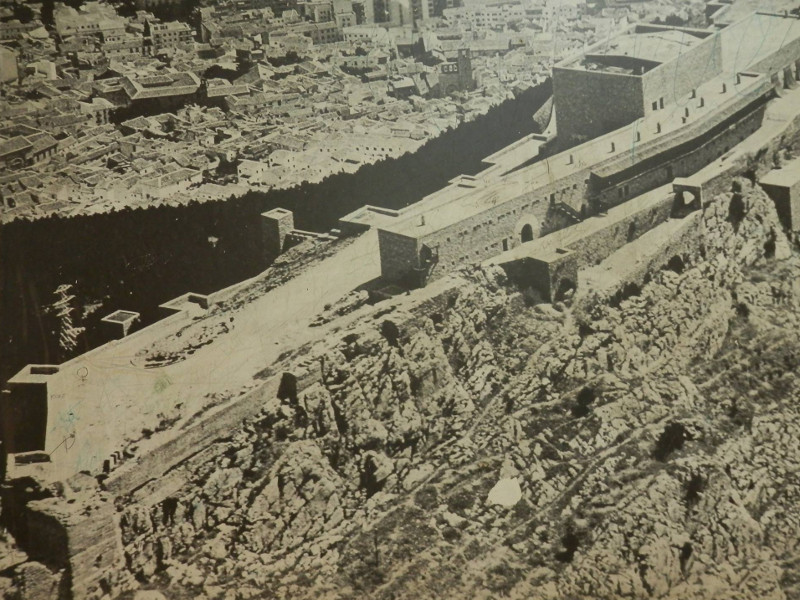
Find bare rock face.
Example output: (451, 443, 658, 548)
(133, 591, 167, 600)
(13, 562, 62, 600)
(112, 179, 800, 600)
(242, 440, 343, 553)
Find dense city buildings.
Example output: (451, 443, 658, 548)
(0, 0, 696, 221)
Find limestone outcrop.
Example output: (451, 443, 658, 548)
(96, 178, 800, 600)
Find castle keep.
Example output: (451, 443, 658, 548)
(554, 25, 723, 146)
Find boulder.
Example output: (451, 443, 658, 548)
(487, 478, 522, 507)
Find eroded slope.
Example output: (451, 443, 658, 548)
(117, 180, 800, 600)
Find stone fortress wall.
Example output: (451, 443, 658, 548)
(376, 76, 771, 287)
(373, 10, 800, 290)
(554, 24, 724, 145)
(4, 7, 800, 491)
(552, 64, 645, 146)
(590, 87, 769, 208)
(637, 26, 724, 115)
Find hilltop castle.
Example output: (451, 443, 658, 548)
(4, 3, 800, 598)
(337, 10, 800, 291)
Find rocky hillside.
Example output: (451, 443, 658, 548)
(103, 176, 800, 600)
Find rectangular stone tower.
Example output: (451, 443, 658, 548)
(262, 208, 295, 261)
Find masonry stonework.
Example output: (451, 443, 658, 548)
(759, 159, 800, 230)
(378, 85, 769, 288)
(262, 208, 295, 261)
(378, 230, 420, 285)
(553, 67, 644, 146)
(554, 25, 723, 147)
(639, 29, 723, 110)
(593, 100, 768, 210)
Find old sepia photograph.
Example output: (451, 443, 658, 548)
(1, 0, 800, 597)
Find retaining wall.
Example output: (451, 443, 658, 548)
(579, 211, 704, 304)
(23, 496, 121, 599)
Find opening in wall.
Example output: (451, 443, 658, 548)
(520, 223, 534, 243)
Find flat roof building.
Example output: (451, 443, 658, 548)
(120, 71, 201, 101)
(0, 45, 18, 83)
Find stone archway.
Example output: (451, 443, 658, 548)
(514, 215, 540, 245)
(420, 244, 433, 264)
(671, 181, 702, 218)
(678, 189, 698, 206)
(277, 372, 298, 403)
(673, 189, 698, 214)
(554, 278, 576, 302)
